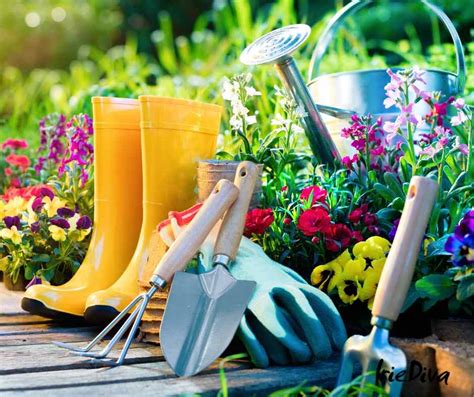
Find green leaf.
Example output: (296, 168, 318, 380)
(31, 254, 51, 263)
(373, 183, 396, 202)
(416, 275, 456, 301)
(426, 235, 451, 257)
(401, 284, 419, 313)
(383, 173, 405, 198)
(456, 273, 474, 301)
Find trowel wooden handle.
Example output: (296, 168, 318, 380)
(372, 176, 438, 322)
(214, 161, 259, 261)
(154, 179, 239, 283)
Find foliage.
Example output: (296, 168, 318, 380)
(0, 114, 94, 284)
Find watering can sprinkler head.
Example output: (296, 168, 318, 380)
(241, 24, 342, 165)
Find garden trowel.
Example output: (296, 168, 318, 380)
(335, 176, 438, 396)
(160, 161, 258, 377)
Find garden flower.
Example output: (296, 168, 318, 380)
(311, 249, 350, 292)
(244, 208, 274, 236)
(3, 196, 28, 217)
(341, 154, 358, 169)
(1, 138, 28, 150)
(0, 226, 22, 244)
(50, 218, 70, 229)
(451, 110, 468, 126)
(3, 216, 21, 229)
(324, 223, 353, 252)
(353, 236, 391, 260)
(445, 210, 474, 267)
(42, 196, 66, 218)
(30, 221, 40, 233)
(359, 272, 379, 309)
(332, 261, 363, 305)
(76, 215, 92, 230)
(388, 218, 400, 241)
(5, 154, 31, 171)
(57, 207, 75, 218)
(349, 204, 369, 224)
(297, 208, 331, 236)
(48, 225, 67, 241)
(299, 185, 327, 205)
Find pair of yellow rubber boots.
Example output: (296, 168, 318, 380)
(22, 96, 221, 323)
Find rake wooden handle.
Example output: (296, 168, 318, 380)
(372, 176, 438, 322)
(154, 179, 239, 282)
(214, 161, 259, 261)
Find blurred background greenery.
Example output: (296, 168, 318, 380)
(1, 0, 473, 143)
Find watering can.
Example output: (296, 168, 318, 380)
(241, 0, 466, 161)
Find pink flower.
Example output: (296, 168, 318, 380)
(453, 98, 465, 110)
(300, 185, 327, 205)
(5, 154, 30, 171)
(4, 167, 12, 177)
(297, 208, 331, 237)
(457, 143, 469, 155)
(342, 154, 358, 169)
(370, 146, 384, 156)
(1, 139, 28, 150)
(244, 208, 274, 236)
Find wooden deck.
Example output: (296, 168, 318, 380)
(0, 283, 340, 396)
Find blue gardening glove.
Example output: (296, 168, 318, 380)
(197, 235, 347, 368)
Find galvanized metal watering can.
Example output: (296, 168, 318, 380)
(241, 0, 466, 161)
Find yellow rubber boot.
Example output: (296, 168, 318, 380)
(84, 96, 222, 324)
(22, 97, 143, 319)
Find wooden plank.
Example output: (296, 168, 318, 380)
(0, 342, 164, 374)
(0, 313, 53, 326)
(0, 321, 93, 335)
(0, 327, 103, 346)
(0, 358, 339, 396)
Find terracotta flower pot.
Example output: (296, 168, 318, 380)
(431, 318, 474, 344)
(3, 273, 27, 291)
(197, 160, 263, 208)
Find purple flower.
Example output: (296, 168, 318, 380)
(76, 215, 92, 230)
(32, 197, 44, 212)
(50, 218, 70, 229)
(388, 218, 401, 241)
(445, 210, 474, 267)
(26, 276, 42, 289)
(40, 187, 54, 200)
(57, 207, 75, 218)
(30, 221, 40, 233)
(3, 216, 21, 229)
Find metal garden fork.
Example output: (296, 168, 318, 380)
(53, 179, 239, 366)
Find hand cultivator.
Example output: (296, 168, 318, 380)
(53, 179, 239, 365)
(335, 176, 438, 396)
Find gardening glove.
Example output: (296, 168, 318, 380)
(161, 211, 347, 368)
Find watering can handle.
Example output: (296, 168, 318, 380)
(308, 0, 466, 94)
(371, 176, 438, 322)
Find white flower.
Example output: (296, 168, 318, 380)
(230, 115, 243, 131)
(230, 99, 249, 117)
(451, 111, 468, 126)
(245, 115, 257, 125)
(245, 86, 261, 97)
(294, 104, 308, 118)
(222, 79, 238, 101)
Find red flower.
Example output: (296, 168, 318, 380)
(283, 217, 292, 225)
(348, 204, 369, 224)
(1, 184, 53, 201)
(351, 230, 364, 242)
(244, 208, 274, 236)
(300, 185, 327, 205)
(281, 186, 288, 192)
(324, 223, 353, 252)
(5, 154, 30, 171)
(297, 208, 331, 236)
(363, 213, 378, 226)
(1, 139, 28, 150)
(4, 167, 12, 177)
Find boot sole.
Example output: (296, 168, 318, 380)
(84, 305, 124, 325)
(21, 297, 83, 322)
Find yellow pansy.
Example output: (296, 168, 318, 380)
(359, 272, 379, 309)
(0, 226, 22, 245)
(3, 197, 28, 217)
(68, 213, 81, 231)
(311, 249, 351, 292)
(0, 200, 6, 218)
(48, 225, 67, 242)
(43, 196, 66, 218)
(336, 275, 361, 304)
(350, 256, 385, 281)
(353, 236, 390, 259)
(25, 199, 39, 225)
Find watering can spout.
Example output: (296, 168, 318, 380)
(240, 24, 341, 166)
(275, 58, 341, 163)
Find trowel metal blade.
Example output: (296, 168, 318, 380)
(160, 266, 256, 377)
